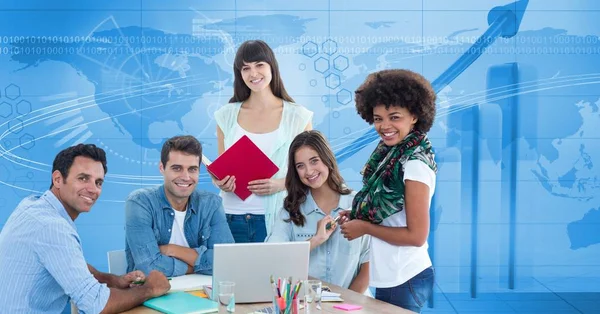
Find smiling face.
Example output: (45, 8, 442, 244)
(373, 104, 418, 146)
(241, 61, 273, 93)
(52, 156, 105, 220)
(294, 145, 330, 191)
(160, 150, 200, 208)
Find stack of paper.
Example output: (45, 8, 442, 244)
(189, 290, 209, 298)
(168, 274, 213, 292)
(321, 291, 344, 302)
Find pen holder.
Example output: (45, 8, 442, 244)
(273, 296, 299, 314)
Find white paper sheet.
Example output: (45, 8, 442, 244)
(168, 274, 213, 292)
(321, 291, 344, 302)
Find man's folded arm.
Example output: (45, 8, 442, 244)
(194, 198, 234, 274)
(125, 199, 189, 277)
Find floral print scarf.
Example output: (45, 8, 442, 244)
(351, 130, 437, 224)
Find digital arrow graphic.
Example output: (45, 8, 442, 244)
(334, 0, 529, 163)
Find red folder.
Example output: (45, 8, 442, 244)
(206, 135, 279, 200)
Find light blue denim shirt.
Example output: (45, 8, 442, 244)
(0, 191, 110, 313)
(266, 191, 370, 289)
(125, 185, 234, 277)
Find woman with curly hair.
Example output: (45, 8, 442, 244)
(266, 130, 370, 293)
(339, 69, 437, 313)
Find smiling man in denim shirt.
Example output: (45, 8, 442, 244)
(125, 135, 234, 277)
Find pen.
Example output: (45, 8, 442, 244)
(277, 278, 281, 298)
(292, 281, 302, 300)
(270, 275, 280, 298)
(326, 215, 341, 230)
(132, 278, 171, 285)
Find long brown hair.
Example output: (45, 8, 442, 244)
(229, 40, 294, 103)
(283, 130, 351, 226)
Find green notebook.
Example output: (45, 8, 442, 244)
(143, 291, 219, 314)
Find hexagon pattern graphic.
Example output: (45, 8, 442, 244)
(4, 84, 21, 101)
(16, 100, 32, 116)
(322, 39, 338, 56)
(336, 89, 352, 105)
(333, 56, 349, 72)
(301, 41, 318, 58)
(19, 133, 35, 150)
(8, 118, 24, 134)
(325, 73, 341, 89)
(314, 57, 329, 74)
(302, 40, 351, 94)
(0, 102, 12, 118)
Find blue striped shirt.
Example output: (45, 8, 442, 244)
(0, 191, 110, 313)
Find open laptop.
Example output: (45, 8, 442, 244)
(212, 242, 310, 303)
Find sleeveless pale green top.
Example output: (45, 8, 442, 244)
(214, 101, 313, 235)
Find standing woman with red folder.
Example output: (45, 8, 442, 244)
(213, 40, 313, 243)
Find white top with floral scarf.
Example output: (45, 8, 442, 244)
(369, 159, 436, 288)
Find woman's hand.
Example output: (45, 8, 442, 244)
(247, 178, 284, 196)
(310, 216, 337, 249)
(337, 209, 351, 225)
(316, 216, 337, 241)
(213, 175, 236, 192)
(340, 220, 370, 241)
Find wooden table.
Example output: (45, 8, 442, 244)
(122, 281, 414, 314)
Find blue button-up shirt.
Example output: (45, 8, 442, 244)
(125, 185, 234, 277)
(0, 191, 110, 313)
(266, 191, 370, 289)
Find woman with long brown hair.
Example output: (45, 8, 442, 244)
(266, 130, 369, 293)
(213, 40, 313, 243)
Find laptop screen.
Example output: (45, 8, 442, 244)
(212, 242, 310, 303)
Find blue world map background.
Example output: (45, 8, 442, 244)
(0, 0, 599, 312)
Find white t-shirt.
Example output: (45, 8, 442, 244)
(222, 123, 279, 215)
(169, 209, 190, 247)
(370, 159, 436, 288)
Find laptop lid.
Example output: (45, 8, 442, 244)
(212, 242, 310, 303)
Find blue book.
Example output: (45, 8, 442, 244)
(143, 291, 219, 314)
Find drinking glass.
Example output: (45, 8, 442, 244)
(304, 280, 322, 312)
(219, 281, 236, 312)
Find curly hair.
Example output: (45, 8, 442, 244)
(354, 69, 436, 133)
